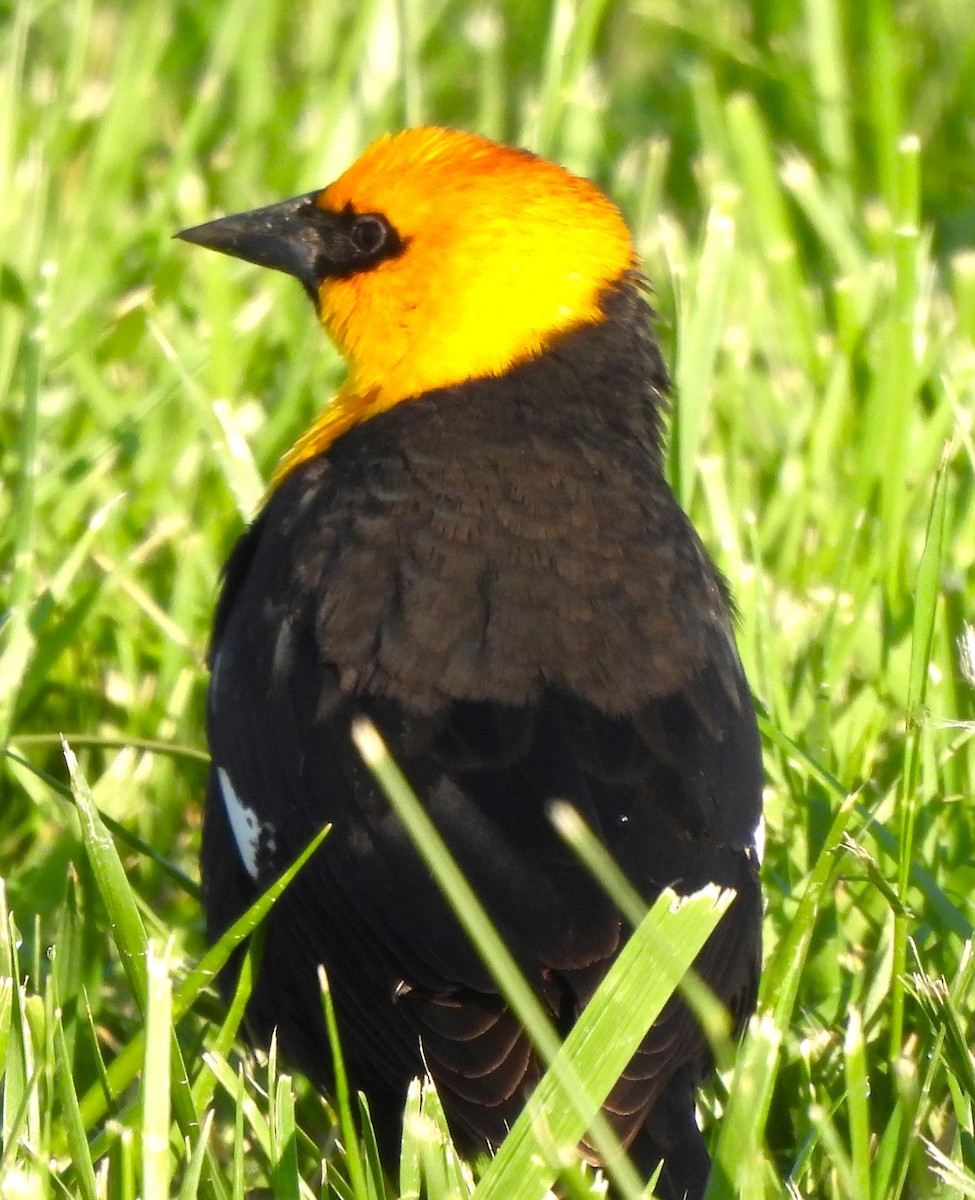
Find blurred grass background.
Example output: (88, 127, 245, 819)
(2, 0, 975, 1196)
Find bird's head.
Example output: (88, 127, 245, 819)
(179, 127, 635, 473)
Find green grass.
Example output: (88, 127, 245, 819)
(2, 0, 975, 1196)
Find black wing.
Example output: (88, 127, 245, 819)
(203, 513, 761, 1158)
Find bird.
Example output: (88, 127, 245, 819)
(178, 127, 764, 1200)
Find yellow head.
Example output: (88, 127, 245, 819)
(179, 127, 635, 476)
(318, 128, 634, 404)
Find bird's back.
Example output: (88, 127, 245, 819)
(202, 281, 762, 1198)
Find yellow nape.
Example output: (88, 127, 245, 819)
(273, 127, 635, 484)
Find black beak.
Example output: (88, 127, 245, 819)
(177, 192, 332, 296)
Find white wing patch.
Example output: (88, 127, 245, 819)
(217, 766, 275, 879)
(753, 813, 766, 864)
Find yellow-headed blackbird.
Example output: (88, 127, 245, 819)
(179, 128, 763, 1200)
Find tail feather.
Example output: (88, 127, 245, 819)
(628, 1073, 710, 1200)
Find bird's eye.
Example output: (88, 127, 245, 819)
(350, 214, 388, 256)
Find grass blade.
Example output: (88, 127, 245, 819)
(480, 887, 731, 1200)
(62, 738, 149, 1010)
(143, 940, 174, 1200)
